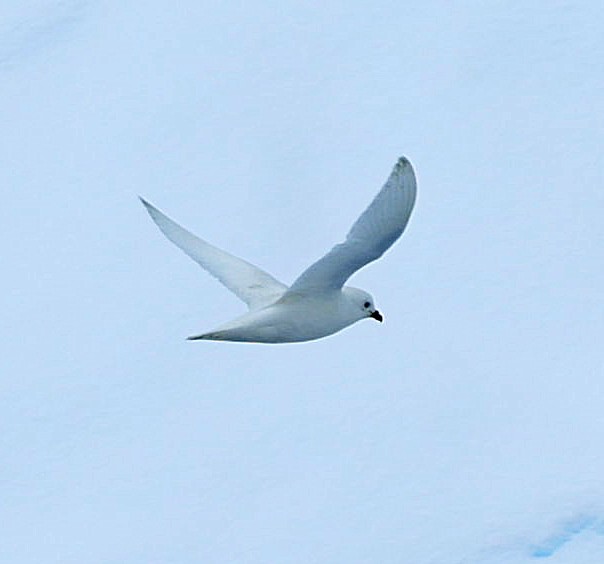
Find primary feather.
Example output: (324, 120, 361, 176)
(140, 198, 287, 310)
(288, 156, 417, 293)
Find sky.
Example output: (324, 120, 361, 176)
(1, 1, 603, 562)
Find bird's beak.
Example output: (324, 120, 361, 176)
(370, 310, 383, 322)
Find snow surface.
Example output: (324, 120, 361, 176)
(1, 1, 603, 562)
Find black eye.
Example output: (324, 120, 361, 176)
(364, 301, 370, 308)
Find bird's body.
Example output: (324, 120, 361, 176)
(141, 156, 417, 344)
(190, 287, 375, 343)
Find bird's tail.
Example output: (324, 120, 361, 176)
(187, 331, 228, 341)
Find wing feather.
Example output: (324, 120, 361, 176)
(288, 156, 417, 292)
(140, 198, 287, 310)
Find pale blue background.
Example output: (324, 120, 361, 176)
(1, 2, 603, 562)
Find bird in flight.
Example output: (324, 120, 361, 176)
(140, 156, 417, 343)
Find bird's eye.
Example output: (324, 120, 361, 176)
(364, 301, 370, 308)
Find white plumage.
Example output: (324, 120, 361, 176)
(141, 156, 417, 343)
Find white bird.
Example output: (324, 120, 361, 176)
(140, 156, 417, 343)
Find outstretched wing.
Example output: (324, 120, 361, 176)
(140, 198, 288, 310)
(288, 156, 417, 293)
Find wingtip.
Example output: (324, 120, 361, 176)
(395, 155, 412, 169)
(139, 197, 163, 220)
(393, 156, 416, 182)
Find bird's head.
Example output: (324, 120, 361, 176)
(342, 287, 383, 323)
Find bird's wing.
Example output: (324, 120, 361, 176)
(140, 198, 288, 310)
(288, 156, 417, 293)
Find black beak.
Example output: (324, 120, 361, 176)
(370, 310, 383, 322)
